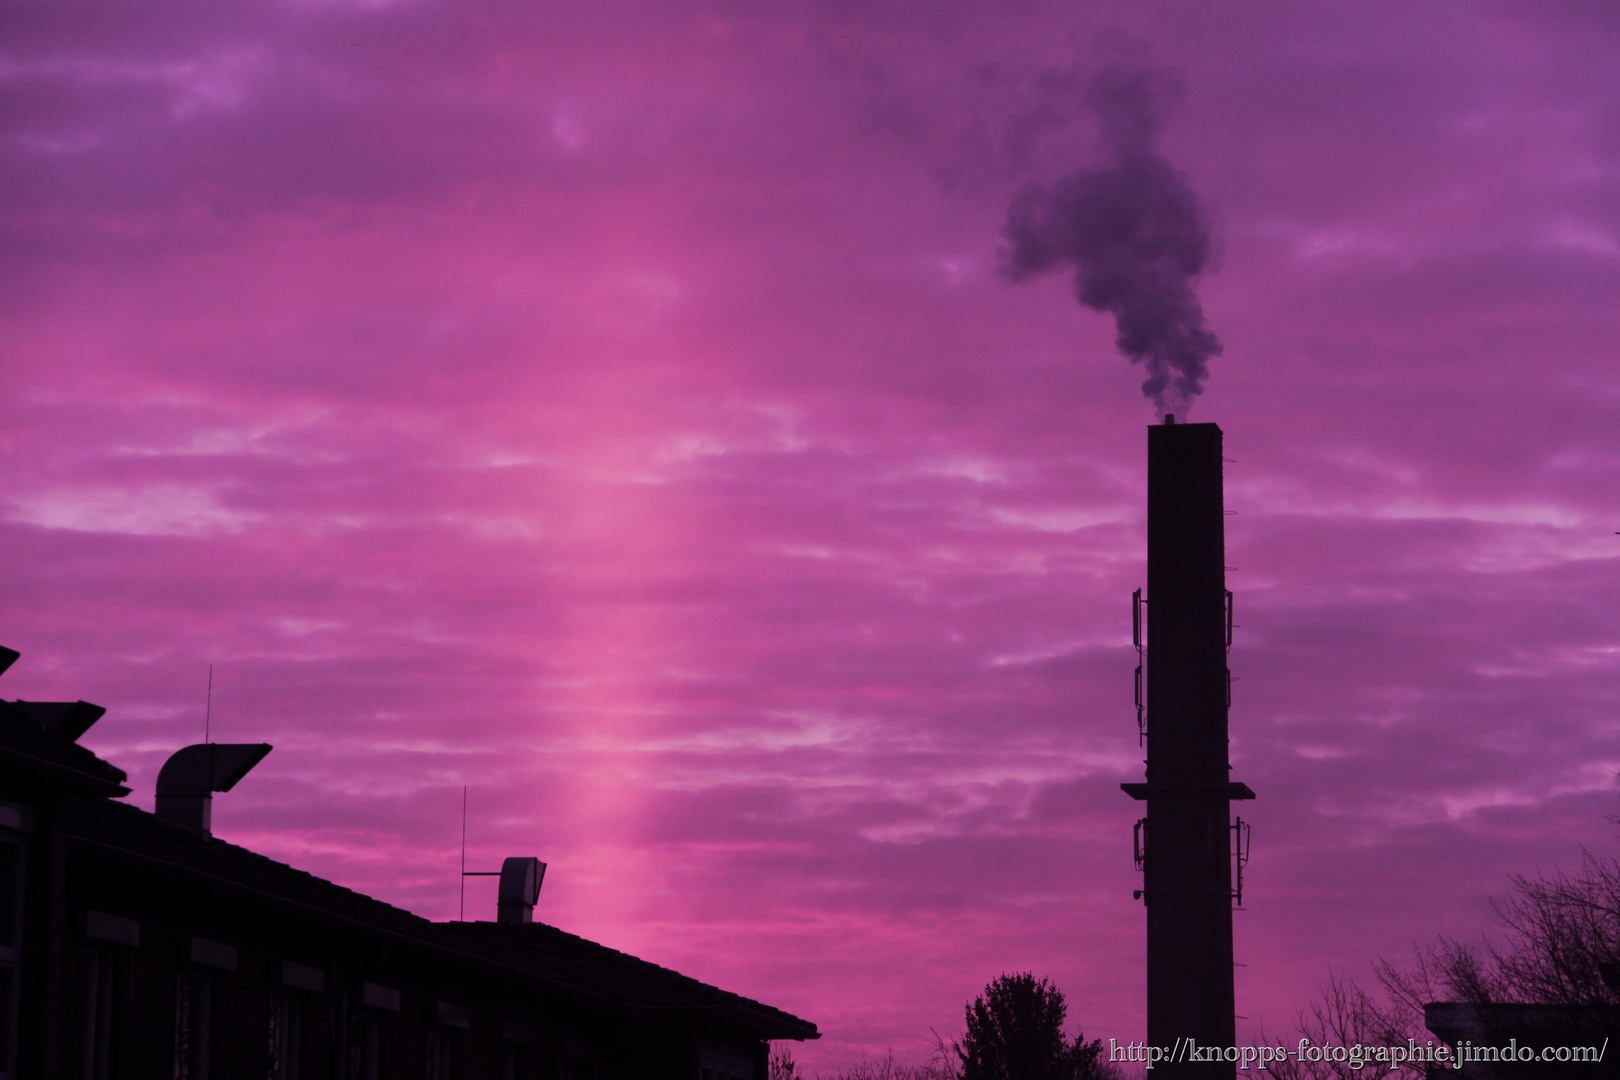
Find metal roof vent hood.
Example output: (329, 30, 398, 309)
(9, 699, 107, 743)
(2, 644, 109, 744)
(155, 743, 272, 834)
(497, 856, 545, 924)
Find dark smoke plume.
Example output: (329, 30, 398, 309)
(1002, 52, 1220, 417)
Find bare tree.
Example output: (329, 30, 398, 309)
(771, 1045, 801, 1080)
(1265, 971, 1420, 1080)
(798, 1047, 962, 1080)
(770, 1036, 966, 1080)
(922, 1028, 965, 1080)
(1376, 852, 1620, 1012)
(1274, 851, 1620, 1077)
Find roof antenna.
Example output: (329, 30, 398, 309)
(205, 664, 213, 744)
(457, 789, 503, 921)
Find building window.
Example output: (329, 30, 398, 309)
(270, 989, 304, 1080)
(698, 1039, 756, 1080)
(558, 1052, 594, 1080)
(0, 837, 22, 1080)
(74, 944, 119, 1080)
(428, 1025, 459, 1080)
(557, 1034, 591, 1080)
(174, 968, 217, 1080)
(349, 982, 399, 1080)
(500, 1018, 531, 1080)
(353, 1010, 386, 1080)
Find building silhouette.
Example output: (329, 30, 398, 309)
(0, 645, 816, 1079)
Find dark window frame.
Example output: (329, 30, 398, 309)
(352, 1006, 389, 1080)
(271, 987, 306, 1080)
(173, 965, 219, 1080)
(0, 833, 21, 1080)
(428, 1023, 460, 1080)
(72, 940, 125, 1080)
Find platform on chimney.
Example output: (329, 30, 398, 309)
(1120, 781, 1255, 800)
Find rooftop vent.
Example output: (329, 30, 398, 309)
(497, 856, 545, 924)
(0, 647, 107, 743)
(9, 700, 108, 743)
(155, 743, 272, 834)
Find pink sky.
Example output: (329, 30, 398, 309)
(3, 0, 1618, 1069)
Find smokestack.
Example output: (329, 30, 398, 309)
(155, 743, 273, 834)
(1123, 420, 1253, 1078)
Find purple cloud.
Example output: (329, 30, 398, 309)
(2, 0, 1619, 1071)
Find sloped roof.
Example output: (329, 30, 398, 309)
(439, 921, 819, 1041)
(0, 702, 129, 797)
(67, 797, 431, 939)
(62, 791, 816, 1041)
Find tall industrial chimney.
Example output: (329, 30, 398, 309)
(1123, 419, 1253, 1078)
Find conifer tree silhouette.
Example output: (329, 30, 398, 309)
(958, 973, 1103, 1080)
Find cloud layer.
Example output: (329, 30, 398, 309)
(3, 0, 1619, 1068)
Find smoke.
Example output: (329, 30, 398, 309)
(1002, 48, 1221, 417)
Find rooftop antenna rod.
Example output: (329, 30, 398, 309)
(205, 664, 213, 744)
(457, 788, 503, 920)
